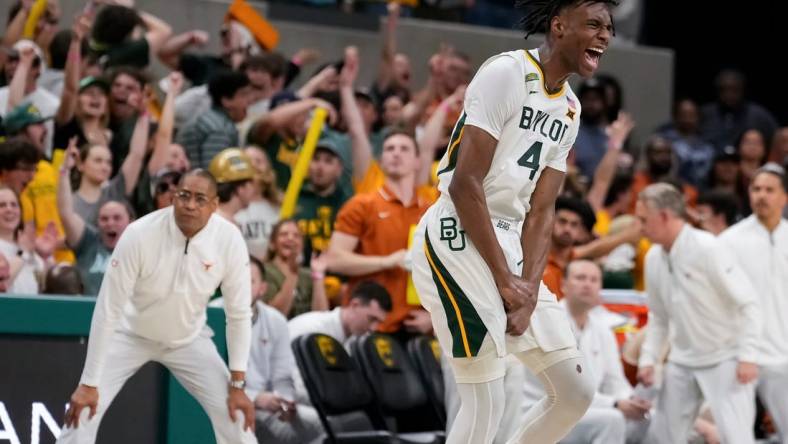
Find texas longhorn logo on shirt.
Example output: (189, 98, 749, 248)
(202, 260, 214, 271)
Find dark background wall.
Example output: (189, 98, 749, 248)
(641, 0, 787, 126)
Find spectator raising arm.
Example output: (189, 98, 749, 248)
(57, 138, 87, 249)
(338, 46, 373, 183)
(147, 71, 184, 175)
(586, 113, 634, 212)
(416, 84, 465, 185)
(138, 9, 173, 59)
(56, 14, 92, 126)
(6, 46, 36, 112)
(251, 98, 336, 145)
(375, 2, 401, 95)
(296, 65, 337, 99)
(120, 93, 150, 195)
(309, 253, 329, 312)
(2, 0, 32, 49)
(156, 30, 209, 70)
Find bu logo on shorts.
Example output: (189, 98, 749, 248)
(440, 217, 467, 251)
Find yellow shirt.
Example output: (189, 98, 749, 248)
(593, 209, 649, 291)
(21, 156, 75, 263)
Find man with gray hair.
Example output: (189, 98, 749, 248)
(634, 182, 761, 444)
(719, 163, 788, 443)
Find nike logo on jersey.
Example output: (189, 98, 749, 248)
(519, 106, 570, 144)
(378, 212, 390, 219)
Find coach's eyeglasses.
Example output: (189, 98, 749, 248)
(174, 190, 214, 208)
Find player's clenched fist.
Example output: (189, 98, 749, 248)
(64, 384, 99, 428)
(498, 275, 537, 335)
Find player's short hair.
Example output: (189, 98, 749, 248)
(178, 168, 219, 196)
(638, 183, 686, 219)
(516, 0, 619, 40)
(349, 281, 393, 312)
(697, 191, 740, 227)
(753, 162, 787, 192)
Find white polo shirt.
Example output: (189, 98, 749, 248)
(80, 207, 252, 386)
(720, 215, 788, 367)
(639, 224, 761, 368)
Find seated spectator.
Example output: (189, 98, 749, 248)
(707, 146, 745, 203)
(288, 280, 392, 344)
(177, 70, 250, 169)
(737, 128, 768, 202)
(0, 138, 40, 195)
(700, 69, 778, 151)
(57, 140, 133, 295)
(235, 145, 281, 260)
(628, 135, 698, 212)
(295, 138, 349, 259)
(544, 196, 641, 297)
(0, 40, 59, 155)
(522, 260, 651, 444)
(0, 186, 50, 294)
(325, 131, 433, 338)
(657, 98, 716, 189)
(244, 256, 324, 444)
(151, 170, 181, 210)
(288, 280, 392, 404)
(209, 148, 256, 223)
(695, 191, 740, 235)
(88, 4, 172, 69)
(69, 104, 147, 226)
(262, 219, 329, 318)
(43, 263, 84, 295)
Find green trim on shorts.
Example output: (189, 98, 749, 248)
(425, 231, 487, 358)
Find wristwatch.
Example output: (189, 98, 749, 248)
(229, 379, 246, 390)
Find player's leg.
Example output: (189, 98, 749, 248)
(505, 348, 593, 444)
(159, 330, 256, 444)
(56, 332, 155, 444)
(560, 407, 627, 444)
(758, 364, 788, 442)
(696, 359, 756, 444)
(493, 357, 526, 444)
(643, 362, 703, 444)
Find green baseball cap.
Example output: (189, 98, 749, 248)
(3, 103, 50, 135)
(79, 76, 110, 93)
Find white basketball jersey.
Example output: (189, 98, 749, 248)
(436, 49, 581, 223)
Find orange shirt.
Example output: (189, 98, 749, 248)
(542, 248, 575, 299)
(628, 172, 698, 213)
(334, 185, 433, 332)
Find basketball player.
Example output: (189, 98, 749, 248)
(410, 1, 618, 443)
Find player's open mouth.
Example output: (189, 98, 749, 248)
(584, 47, 604, 70)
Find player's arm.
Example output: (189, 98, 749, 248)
(448, 126, 510, 283)
(519, 167, 565, 287)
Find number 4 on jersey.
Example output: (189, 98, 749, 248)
(518, 141, 542, 180)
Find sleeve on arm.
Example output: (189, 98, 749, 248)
(269, 310, 297, 401)
(463, 55, 523, 140)
(639, 248, 670, 368)
(707, 241, 762, 363)
(221, 230, 253, 372)
(333, 196, 367, 238)
(80, 225, 141, 386)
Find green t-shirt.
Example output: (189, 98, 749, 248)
(295, 184, 349, 256)
(262, 262, 314, 319)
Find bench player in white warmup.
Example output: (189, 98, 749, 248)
(58, 169, 257, 444)
(410, 1, 618, 442)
